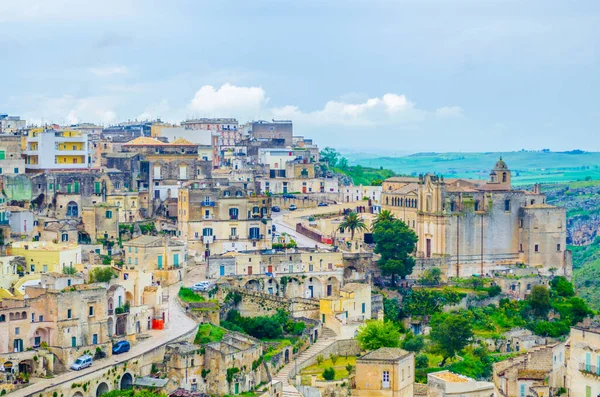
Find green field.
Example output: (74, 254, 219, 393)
(344, 151, 600, 185)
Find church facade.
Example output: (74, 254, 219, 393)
(381, 159, 571, 279)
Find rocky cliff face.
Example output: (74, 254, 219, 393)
(544, 184, 600, 246)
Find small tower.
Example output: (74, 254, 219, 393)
(489, 157, 511, 188)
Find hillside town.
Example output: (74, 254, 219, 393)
(0, 114, 594, 397)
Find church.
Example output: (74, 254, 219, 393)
(381, 159, 571, 279)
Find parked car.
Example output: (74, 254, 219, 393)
(272, 206, 281, 212)
(289, 204, 297, 211)
(112, 340, 131, 355)
(192, 281, 214, 291)
(282, 194, 296, 199)
(318, 202, 329, 207)
(71, 355, 93, 371)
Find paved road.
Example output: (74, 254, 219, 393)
(12, 281, 198, 397)
(271, 212, 329, 249)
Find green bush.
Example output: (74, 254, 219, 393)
(322, 367, 335, 381)
(415, 354, 429, 369)
(487, 285, 502, 297)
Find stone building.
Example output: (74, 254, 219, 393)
(203, 332, 263, 396)
(248, 120, 293, 146)
(354, 347, 414, 397)
(0, 134, 26, 175)
(427, 371, 494, 396)
(381, 159, 571, 279)
(178, 185, 272, 257)
(493, 341, 565, 397)
(320, 283, 373, 338)
(122, 235, 188, 284)
(566, 325, 600, 397)
(207, 249, 344, 299)
(10, 241, 82, 274)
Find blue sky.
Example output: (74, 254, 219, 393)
(1, 0, 599, 152)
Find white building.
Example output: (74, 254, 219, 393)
(24, 129, 90, 170)
(0, 115, 26, 134)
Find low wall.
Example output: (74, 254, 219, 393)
(289, 339, 361, 379)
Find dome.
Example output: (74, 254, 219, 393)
(494, 157, 508, 170)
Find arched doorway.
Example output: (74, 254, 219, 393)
(125, 291, 134, 306)
(116, 316, 127, 336)
(120, 373, 133, 390)
(325, 277, 340, 297)
(18, 360, 33, 374)
(96, 382, 109, 397)
(72, 392, 83, 397)
(107, 317, 114, 337)
(305, 277, 323, 299)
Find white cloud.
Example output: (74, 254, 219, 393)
(185, 85, 462, 128)
(188, 84, 268, 119)
(435, 106, 463, 118)
(89, 66, 129, 77)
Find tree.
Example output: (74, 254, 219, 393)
(356, 320, 401, 351)
(373, 220, 418, 283)
(383, 297, 401, 322)
(320, 147, 341, 167)
(90, 267, 117, 283)
(527, 285, 551, 317)
(338, 212, 367, 240)
(322, 367, 335, 381)
(372, 210, 395, 230)
(62, 265, 77, 275)
(415, 354, 429, 369)
(401, 334, 425, 353)
(550, 276, 575, 297)
(420, 268, 442, 286)
(430, 313, 473, 366)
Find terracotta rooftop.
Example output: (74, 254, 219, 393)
(170, 137, 196, 146)
(359, 347, 411, 361)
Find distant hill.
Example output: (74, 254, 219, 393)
(343, 151, 600, 185)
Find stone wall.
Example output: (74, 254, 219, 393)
(289, 339, 361, 379)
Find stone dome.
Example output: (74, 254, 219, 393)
(494, 157, 508, 170)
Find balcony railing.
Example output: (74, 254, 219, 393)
(203, 235, 215, 244)
(579, 363, 600, 376)
(201, 201, 216, 207)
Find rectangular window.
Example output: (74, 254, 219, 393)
(74, 181, 80, 193)
(49, 183, 53, 191)
(93, 334, 98, 344)
(89, 306, 94, 316)
(39, 315, 43, 322)
(520, 384, 526, 397)
(157, 256, 163, 269)
(67, 309, 72, 319)
(535, 244, 539, 252)
(586, 352, 591, 372)
(382, 371, 390, 389)
(0, 150, 4, 160)
(13, 168, 18, 174)
(30, 265, 35, 272)
(504, 200, 511, 211)
(587, 385, 592, 397)
(362, 303, 366, 314)
(557, 244, 561, 251)
(15, 327, 20, 335)
(94, 182, 101, 194)
(105, 210, 113, 219)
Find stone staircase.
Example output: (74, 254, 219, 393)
(273, 328, 337, 397)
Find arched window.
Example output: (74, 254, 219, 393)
(224, 191, 231, 197)
(235, 190, 243, 197)
(502, 172, 507, 183)
(0, 314, 5, 322)
(66, 201, 78, 217)
(386, 197, 389, 205)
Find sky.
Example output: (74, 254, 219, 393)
(1, 0, 599, 152)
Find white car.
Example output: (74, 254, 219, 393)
(71, 355, 93, 371)
(192, 281, 214, 291)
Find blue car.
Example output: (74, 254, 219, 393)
(112, 340, 131, 355)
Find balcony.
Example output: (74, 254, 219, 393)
(55, 149, 88, 156)
(250, 234, 264, 241)
(229, 235, 239, 240)
(201, 201, 216, 207)
(230, 215, 239, 220)
(579, 363, 600, 377)
(203, 235, 215, 244)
